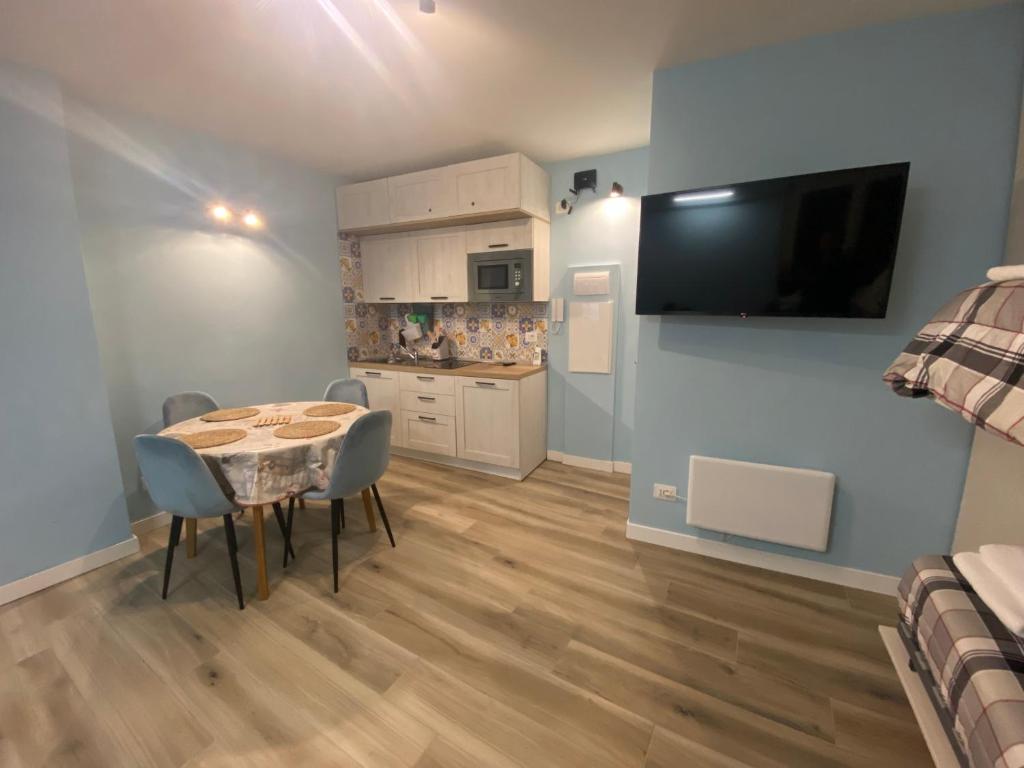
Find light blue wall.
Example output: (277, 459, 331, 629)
(68, 101, 347, 521)
(0, 64, 132, 585)
(544, 148, 649, 463)
(631, 5, 1024, 576)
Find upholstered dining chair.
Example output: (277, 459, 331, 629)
(162, 391, 220, 428)
(323, 378, 368, 407)
(285, 410, 395, 593)
(134, 434, 246, 609)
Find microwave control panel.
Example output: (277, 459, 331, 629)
(513, 263, 523, 288)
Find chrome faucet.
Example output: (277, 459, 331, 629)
(394, 343, 418, 364)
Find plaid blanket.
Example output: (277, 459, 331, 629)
(898, 555, 1024, 768)
(883, 279, 1024, 446)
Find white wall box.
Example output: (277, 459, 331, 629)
(337, 152, 550, 235)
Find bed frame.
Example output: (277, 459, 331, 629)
(879, 624, 969, 768)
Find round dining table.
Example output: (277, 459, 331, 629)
(159, 401, 372, 599)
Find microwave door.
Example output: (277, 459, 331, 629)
(477, 263, 509, 292)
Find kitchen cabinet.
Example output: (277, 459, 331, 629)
(451, 154, 520, 217)
(401, 411, 456, 456)
(336, 152, 550, 235)
(360, 235, 417, 303)
(415, 229, 468, 303)
(455, 378, 517, 467)
(351, 367, 403, 447)
(387, 167, 455, 223)
(336, 178, 390, 231)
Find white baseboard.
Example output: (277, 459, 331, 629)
(0, 536, 140, 607)
(626, 521, 899, 595)
(131, 510, 171, 536)
(546, 450, 631, 475)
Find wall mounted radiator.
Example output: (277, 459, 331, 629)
(686, 456, 835, 552)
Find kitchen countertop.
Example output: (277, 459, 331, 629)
(351, 360, 547, 381)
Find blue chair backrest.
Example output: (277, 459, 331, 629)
(322, 410, 391, 498)
(163, 391, 220, 427)
(323, 378, 368, 408)
(134, 435, 236, 519)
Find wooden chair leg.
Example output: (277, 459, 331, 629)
(162, 515, 183, 599)
(330, 499, 343, 594)
(185, 518, 197, 558)
(370, 483, 396, 548)
(361, 488, 377, 532)
(272, 502, 296, 566)
(222, 514, 245, 610)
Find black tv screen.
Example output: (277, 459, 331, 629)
(635, 163, 909, 317)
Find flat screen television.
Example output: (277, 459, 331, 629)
(635, 162, 910, 318)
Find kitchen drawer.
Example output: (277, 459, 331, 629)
(400, 390, 455, 416)
(399, 371, 455, 395)
(400, 410, 456, 457)
(351, 367, 397, 381)
(457, 376, 513, 392)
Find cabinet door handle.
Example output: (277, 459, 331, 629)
(364, 371, 382, 377)
(379, 296, 395, 301)
(430, 296, 448, 300)
(418, 415, 437, 422)
(475, 381, 496, 386)
(416, 376, 434, 381)
(487, 243, 509, 249)
(427, 207, 432, 213)
(417, 395, 436, 402)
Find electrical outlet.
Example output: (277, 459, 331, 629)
(653, 483, 678, 501)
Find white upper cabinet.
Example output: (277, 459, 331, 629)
(415, 229, 468, 303)
(336, 178, 391, 231)
(336, 152, 550, 234)
(360, 235, 417, 303)
(451, 154, 520, 216)
(387, 167, 456, 223)
(465, 218, 535, 253)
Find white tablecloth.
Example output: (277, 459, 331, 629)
(159, 401, 367, 506)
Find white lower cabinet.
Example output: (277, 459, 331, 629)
(401, 411, 456, 456)
(356, 367, 546, 479)
(455, 378, 517, 467)
(351, 367, 403, 447)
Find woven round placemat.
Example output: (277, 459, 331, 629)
(273, 420, 341, 439)
(303, 403, 356, 417)
(200, 407, 260, 422)
(177, 429, 247, 449)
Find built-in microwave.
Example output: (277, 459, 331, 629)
(468, 249, 533, 302)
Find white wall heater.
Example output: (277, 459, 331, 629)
(686, 456, 835, 552)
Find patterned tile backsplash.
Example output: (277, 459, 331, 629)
(340, 235, 549, 363)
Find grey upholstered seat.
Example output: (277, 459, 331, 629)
(289, 410, 395, 593)
(323, 378, 369, 408)
(162, 391, 220, 427)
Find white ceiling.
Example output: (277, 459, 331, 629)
(0, 0, 1007, 179)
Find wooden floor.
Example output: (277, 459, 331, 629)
(0, 457, 931, 767)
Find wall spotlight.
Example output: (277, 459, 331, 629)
(242, 211, 264, 229)
(609, 181, 624, 198)
(209, 204, 232, 222)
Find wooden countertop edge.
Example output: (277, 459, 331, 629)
(350, 361, 547, 381)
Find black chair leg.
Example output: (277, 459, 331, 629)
(222, 514, 245, 610)
(162, 515, 183, 599)
(272, 502, 296, 566)
(340, 499, 346, 529)
(370, 483, 396, 548)
(284, 497, 295, 567)
(330, 499, 342, 594)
